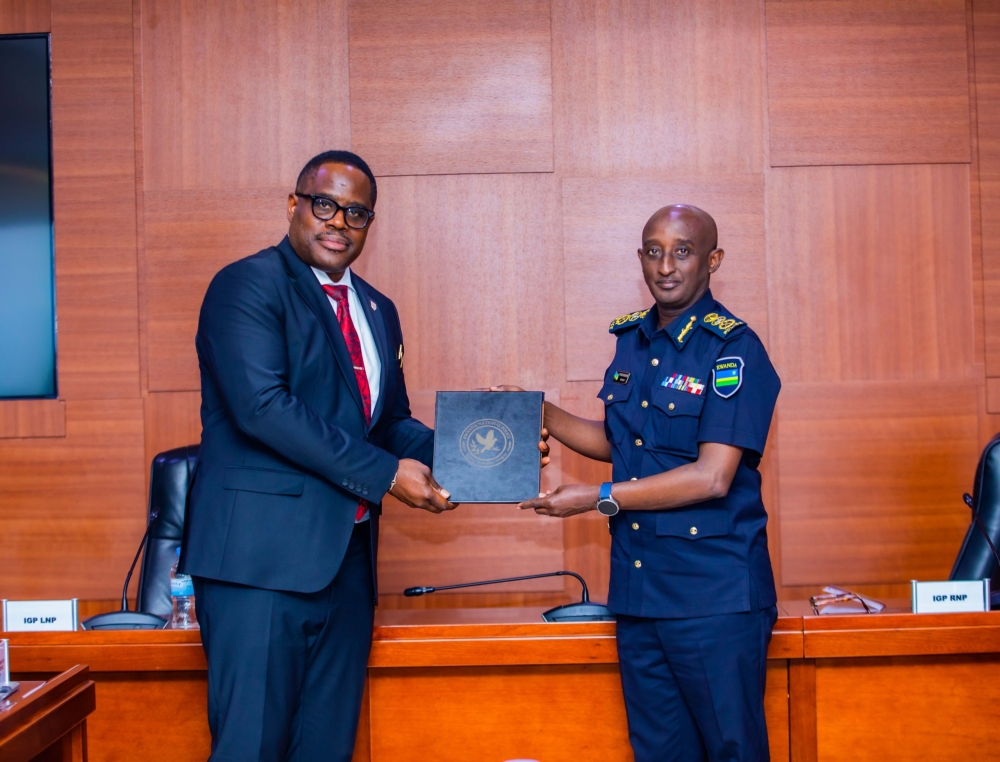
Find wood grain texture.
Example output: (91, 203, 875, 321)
(143, 189, 288, 390)
(988, 376, 1000, 413)
(141, 0, 350, 191)
(551, 0, 764, 175)
(813, 655, 1000, 761)
(788, 660, 817, 762)
(562, 175, 767, 381)
(348, 0, 553, 176)
(50, 0, 141, 400)
(974, 0, 1000, 375)
(353, 174, 565, 391)
(0, 400, 66, 439)
(0, 667, 95, 762)
(768, 164, 975, 384)
(778, 381, 978, 586)
(0, 400, 147, 599)
(0, 0, 49, 32)
(143, 391, 200, 468)
(766, 0, 971, 167)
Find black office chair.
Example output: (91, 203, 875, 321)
(950, 433, 1000, 606)
(135, 445, 199, 619)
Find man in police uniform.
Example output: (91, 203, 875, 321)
(516, 204, 780, 761)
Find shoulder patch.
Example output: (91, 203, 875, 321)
(701, 311, 746, 339)
(609, 309, 650, 334)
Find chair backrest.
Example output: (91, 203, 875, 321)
(950, 433, 1000, 583)
(136, 444, 199, 617)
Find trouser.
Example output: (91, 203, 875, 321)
(615, 606, 778, 762)
(193, 522, 374, 762)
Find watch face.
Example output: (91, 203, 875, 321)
(597, 499, 619, 517)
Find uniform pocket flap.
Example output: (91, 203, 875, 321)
(599, 382, 633, 404)
(651, 388, 705, 416)
(655, 509, 727, 539)
(223, 466, 305, 496)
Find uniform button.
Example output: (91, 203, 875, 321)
(630, 477, 637, 481)
(631, 522, 639, 530)
(641, 400, 648, 408)
(607, 394, 614, 400)
(668, 402, 675, 411)
(690, 527, 698, 536)
(635, 438, 643, 447)
(634, 560, 642, 568)
(651, 358, 659, 367)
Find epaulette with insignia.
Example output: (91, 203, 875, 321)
(701, 311, 746, 338)
(609, 309, 649, 334)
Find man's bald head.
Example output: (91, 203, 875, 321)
(637, 203, 725, 327)
(643, 204, 718, 255)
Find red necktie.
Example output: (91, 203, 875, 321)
(323, 284, 371, 521)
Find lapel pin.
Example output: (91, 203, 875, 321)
(370, 300, 377, 310)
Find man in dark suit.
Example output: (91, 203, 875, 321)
(181, 150, 454, 762)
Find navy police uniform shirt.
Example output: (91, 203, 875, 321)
(600, 288, 780, 620)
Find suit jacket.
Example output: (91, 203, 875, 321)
(181, 236, 433, 597)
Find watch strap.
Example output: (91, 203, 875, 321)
(599, 482, 613, 501)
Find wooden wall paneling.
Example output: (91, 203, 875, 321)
(0, 400, 147, 599)
(767, 164, 975, 384)
(143, 391, 200, 468)
(0, 400, 65, 439)
(778, 381, 977, 586)
(766, 0, 971, 167)
(988, 377, 1000, 414)
(141, 0, 351, 191)
(348, 0, 553, 177)
(50, 0, 141, 399)
(551, 0, 764, 175)
(0, 0, 49, 32)
(353, 174, 565, 392)
(974, 0, 1000, 376)
(143, 189, 289, 390)
(562, 175, 767, 381)
(813, 655, 1000, 761)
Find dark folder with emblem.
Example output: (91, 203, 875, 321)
(432, 391, 544, 503)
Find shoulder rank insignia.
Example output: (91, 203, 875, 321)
(712, 357, 744, 398)
(609, 309, 649, 334)
(701, 312, 745, 338)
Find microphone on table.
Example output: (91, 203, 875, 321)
(962, 492, 1000, 610)
(404, 571, 615, 622)
(81, 510, 169, 630)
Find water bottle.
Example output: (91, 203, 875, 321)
(170, 546, 198, 629)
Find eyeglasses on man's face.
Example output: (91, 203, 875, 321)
(295, 193, 374, 230)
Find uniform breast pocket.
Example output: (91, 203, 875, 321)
(646, 387, 704, 456)
(598, 382, 633, 444)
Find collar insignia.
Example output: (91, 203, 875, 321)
(609, 309, 649, 334)
(701, 312, 745, 338)
(675, 315, 698, 344)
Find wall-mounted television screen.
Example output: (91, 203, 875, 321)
(0, 34, 56, 399)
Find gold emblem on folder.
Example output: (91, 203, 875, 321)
(460, 419, 515, 468)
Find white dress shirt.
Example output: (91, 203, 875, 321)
(311, 266, 381, 522)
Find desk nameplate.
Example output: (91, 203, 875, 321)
(2, 599, 78, 632)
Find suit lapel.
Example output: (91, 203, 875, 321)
(353, 274, 391, 428)
(278, 238, 365, 418)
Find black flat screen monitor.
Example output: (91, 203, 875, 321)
(0, 34, 56, 399)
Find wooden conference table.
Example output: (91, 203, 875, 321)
(6, 602, 1000, 761)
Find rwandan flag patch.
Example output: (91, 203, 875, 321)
(712, 357, 744, 398)
(662, 373, 705, 395)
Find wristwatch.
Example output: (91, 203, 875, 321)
(596, 482, 620, 517)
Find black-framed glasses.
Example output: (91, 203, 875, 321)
(295, 193, 374, 230)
